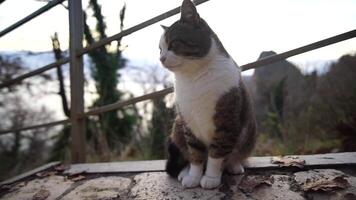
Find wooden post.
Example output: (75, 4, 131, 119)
(68, 0, 86, 163)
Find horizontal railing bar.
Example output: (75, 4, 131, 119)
(78, 0, 210, 56)
(1, 24, 354, 132)
(83, 29, 356, 116)
(0, 0, 210, 89)
(241, 29, 356, 71)
(0, 57, 69, 89)
(0, 0, 66, 38)
(0, 119, 69, 135)
(83, 87, 174, 116)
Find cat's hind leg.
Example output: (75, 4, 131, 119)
(165, 137, 188, 178)
(226, 160, 245, 175)
(166, 116, 190, 178)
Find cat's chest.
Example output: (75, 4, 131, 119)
(175, 64, 240, 145)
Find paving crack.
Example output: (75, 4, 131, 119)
(54, 179, 86, 200)
(123, 173, 139, 199)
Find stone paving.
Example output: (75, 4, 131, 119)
(1, 166, 356, 200)
(0, 169, 356, 200)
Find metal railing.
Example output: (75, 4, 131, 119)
(0, 0, 355, 162)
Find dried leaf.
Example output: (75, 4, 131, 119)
(302, 176, 350, 192)
(70, 175, 86, 182)
(32, 189, 50, 200)
(0, 184, 11, 190)
(66, 170, 87, 176)
(271, 156, 306, 168)
(54, 164, 70, 172)
(36, 171, 56, 178)
(238, 175, 274, 193)
(0, 182, 26, 193)
(343, 193, 356, 200)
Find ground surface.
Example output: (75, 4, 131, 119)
(1, 153, 356, 200)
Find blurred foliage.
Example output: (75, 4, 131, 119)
(253, 53, 356, 156)
(83, 0, 136, 159)
(50, 0, 137, 163)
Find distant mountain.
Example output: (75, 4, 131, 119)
(252, 51, 315, 125)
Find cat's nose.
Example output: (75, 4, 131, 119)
(160, 55, 166, 63)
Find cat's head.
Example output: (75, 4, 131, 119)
(159, 0, 227, 72)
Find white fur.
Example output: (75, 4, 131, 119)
(178, 165, 189, 181)
(159, 34, 241, 145)
(200, 175, 221, 189)
(181, 163, 203, 188)
(205, 157, 223, 177)
(200, 157, 223, 189)
(159, 32, 242, 189)
(159, 35, 183, 69)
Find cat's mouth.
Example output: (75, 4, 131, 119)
(162, 63, 181, 71)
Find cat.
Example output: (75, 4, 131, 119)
(160, 0, 257, 189)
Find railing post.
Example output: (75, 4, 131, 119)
(68, 0, 86, 163)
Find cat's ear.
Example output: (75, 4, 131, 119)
(180, 0, 200, 24)
(161, 25, 168, 31)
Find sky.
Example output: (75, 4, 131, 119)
(0, 0, 356, 75)
(0, 0, 355, 121)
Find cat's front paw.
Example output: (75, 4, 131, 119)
(200, 175, 221, 189)
(178, 166, 189, 181)
(181, 175, 201, 188)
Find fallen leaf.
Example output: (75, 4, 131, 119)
(0, 184, 11, 190)
(343, 193, 356, 200)
(54, 164, 70, 172)
(32, 189, 50, 200)
(1, 181, 27, 192)
(66, 170, 87, 176)
(36, 171, 56, 178)
(271, 156, 306, 168)
(70, 175, 86, 182)
(238, 175, 274, 193)
(302, 176, 350, 192)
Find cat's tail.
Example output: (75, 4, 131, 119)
(165, 137, 188, 178)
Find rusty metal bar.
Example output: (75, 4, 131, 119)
(0, 57, 69, 89)
(0, 0, 66, 38)
(241, 29, 356, 71)
(82, 29, 356, 116)
(83, 87, 174, 117)
(68, 0, 86, 163)
(0, 0, 209, 89)
(77, 0, 210, 56)
(0, 119, 69, 135)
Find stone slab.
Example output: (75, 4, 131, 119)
(294, 169, 356, 200)
(0, 161, 60, 186)
(64, 152, 356, 175)
(64, 160, 165, 175)
(1, 175, 73, 200)
(61, 176, 131, 200)
(129, 172, 225, 199)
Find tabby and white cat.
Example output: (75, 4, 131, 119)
(160, 0, 257, 189)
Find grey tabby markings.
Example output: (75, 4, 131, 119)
(212, 83, 257, 161)
(163, 0, 228, 58)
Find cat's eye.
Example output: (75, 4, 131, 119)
(169, 40, 197, 50)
